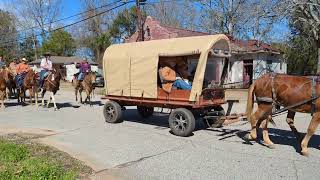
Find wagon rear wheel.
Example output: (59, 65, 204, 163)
(137, 106, 154, 118)
(169, 108, 195, 137)
(103, 101, 122, 123)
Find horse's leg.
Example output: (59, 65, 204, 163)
(34, 86, 38, 107)
(80, 89, 83, 104)
(0, 91, 4, 109)
(41, 90, 46, 107)
(46, 94, 52, 108)
(51, 92, 58, 110)
(286, 110, 302, 142)
(247, 103, 272, 141)
(29, 88, 33, 105)
(75, 88, 78, 102)
(86, 89, 91, 106)
(300, 112, 320, 156)
(261, 117, 275, 148)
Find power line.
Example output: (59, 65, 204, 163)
(0, 0, 135, 47)
(15, 0, 123, 34)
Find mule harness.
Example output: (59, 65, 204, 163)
(257, 73, 319, 117)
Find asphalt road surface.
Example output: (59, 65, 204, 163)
(1, 88, 320, 180)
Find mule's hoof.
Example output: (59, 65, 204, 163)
(244, 133, 255, 141)
(301, 150, 309, 157)
(266, 144, 276, 149)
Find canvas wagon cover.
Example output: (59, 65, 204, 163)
(103, 34, 230, 101)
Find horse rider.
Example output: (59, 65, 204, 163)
(75, 58, 91, 82)
(9, 58, 18, 76)
(39, 52, 53, 90)
(0, 56, 6, 68)
(15, 58, 31, 89)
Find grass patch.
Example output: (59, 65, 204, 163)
(0, 134, 93, 179)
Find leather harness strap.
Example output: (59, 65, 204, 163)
(271, 73, 278, 113)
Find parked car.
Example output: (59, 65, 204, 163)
(95, 72, 104, 87)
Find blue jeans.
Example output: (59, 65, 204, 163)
(173, 79, 192, 90)
(39, 70, 49, 88)
(78, 72, 84, 80)
(15, 73, 27, 88)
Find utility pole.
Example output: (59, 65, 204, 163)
(136, 0, 146, 42)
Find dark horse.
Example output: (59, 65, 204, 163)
(41, 69, 62, 110)
(246, 73, 320, 156)
(74, 72, 96, 106)
(17, 70, 38, 106)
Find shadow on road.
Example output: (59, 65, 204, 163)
(122, 109, 320, 152)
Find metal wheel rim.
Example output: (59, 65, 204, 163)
(105, 105, 115, 120)
(172, 113, 188, 132)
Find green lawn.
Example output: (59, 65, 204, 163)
(0, 134, 92, 179)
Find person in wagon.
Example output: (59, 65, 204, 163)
(38, 52, 53, 89)
(75, 57, 91, 81)
(159, 58, 191, 93)
(15, 58, 31, 89)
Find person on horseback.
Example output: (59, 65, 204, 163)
(15, 58, 31, 89)
(38, 52, 53, 90)
(9, 58, 18, 76)
(75, 58, 91, 82)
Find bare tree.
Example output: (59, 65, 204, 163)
(9, 0, 62, 41)
(194, 0, 286, 40)
(77, 0, 115, 65)
(289, 0, 320, 73)
(145, 0, 198, 30)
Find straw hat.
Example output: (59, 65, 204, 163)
(21, 58, 28, 62)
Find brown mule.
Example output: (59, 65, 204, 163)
(74, 72, 96, 106)
(40, 69, 62, 110)
(246, 73, 320, 156)
(0, 68, 10, 109)
(17, 70, 38, 106)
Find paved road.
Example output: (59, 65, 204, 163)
(1, 89, 320, 180)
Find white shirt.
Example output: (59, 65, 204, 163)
(40, 58, 53, 71)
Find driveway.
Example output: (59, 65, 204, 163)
(0, 88, 320, 180)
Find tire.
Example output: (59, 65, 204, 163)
(103, 101, 122, 123)
(169, 108, 196, 137)
(137, 106, 154, 118)
(203, 106, 225, 128)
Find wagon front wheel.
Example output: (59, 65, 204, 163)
(103, 101, 122, 123)
(137, 106, 154, 118)
(169, 108, 195, 137)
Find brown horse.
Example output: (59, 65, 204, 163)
(17, 70, 38, 106)
(41, 69, 62, 110)
(74, 72, 96, 106)
(246, 73, 320, 156)
(0, 68, 10, 109)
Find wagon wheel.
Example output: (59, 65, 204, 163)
(169, 108, 195, 137)
(103, 101, 122, 123)
(204, 106, 225, 128)
(137, 106, 154, 118)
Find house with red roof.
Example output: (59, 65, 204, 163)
(126, 16, 286, 87)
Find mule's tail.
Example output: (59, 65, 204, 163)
(246, 83, 255, 122)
